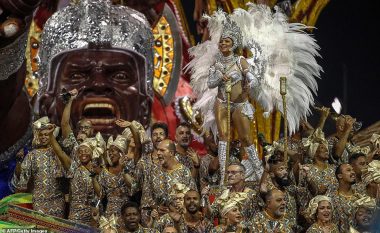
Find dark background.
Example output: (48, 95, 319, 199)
(183, 0, 380, 132)
(315, 0, 380, 129)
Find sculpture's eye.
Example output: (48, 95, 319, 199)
(70, 72, 88, 84)
(112, 72, 128, 81)
(111, 71, 136, 86)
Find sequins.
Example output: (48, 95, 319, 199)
(38, 0, 154, 99)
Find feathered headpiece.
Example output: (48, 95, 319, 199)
(186, 4, 322, 136)
(220, 16, 243, 50)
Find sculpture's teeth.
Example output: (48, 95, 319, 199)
(84, 103, 115, 113)
(88, 118, 116, 124)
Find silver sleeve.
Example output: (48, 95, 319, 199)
(207, 65, 224, 89)
(245, 71, 260, 88)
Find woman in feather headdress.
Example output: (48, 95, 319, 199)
(186, 3, 322, 185)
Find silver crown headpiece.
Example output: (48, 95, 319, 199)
(220, 16, 242, 50)
(38, 0, 154, 99)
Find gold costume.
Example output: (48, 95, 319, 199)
(141, 163, 197, 210)
(210, 187, 258, 227)
(251, 210, 296, 233)
(155, 213, 213, 233)
(67, 160, 98, 225)
(99, 168, 129, 218)
(16, 147, 65, 218)
(306, 223, 339, 233)
(301, 164, 338, 195)
(328, 191, 363, 233)
(208, 53, 263, 183)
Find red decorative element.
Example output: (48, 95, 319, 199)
(153, 1, 165, 15)
(16, 203, 33, 209)
(152, 77, 207, 155)
(34, 3, 55, 28)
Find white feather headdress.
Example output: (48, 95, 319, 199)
(186, 3, 322, 136)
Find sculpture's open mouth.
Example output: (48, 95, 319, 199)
(79, 98, 120, 127)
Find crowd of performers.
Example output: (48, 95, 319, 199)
(1, 0, 380, 233)
(11, 90, 380, 233)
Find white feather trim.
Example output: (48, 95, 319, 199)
(186, 3, 322, 136)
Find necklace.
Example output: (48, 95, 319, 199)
(337, 190, 355, 199)
(220, 53, 235, 64)
(218, 54, 238, 74)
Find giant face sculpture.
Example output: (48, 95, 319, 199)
(33, 0, 154, 136)
(38, 48, 150, 135)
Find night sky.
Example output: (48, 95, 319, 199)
(314, 0, 380, 128)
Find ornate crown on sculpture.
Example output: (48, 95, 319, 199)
(220, 16, 242, 50)
(38, 0, 154, 99)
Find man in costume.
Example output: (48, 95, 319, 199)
(329, 163, 363, 232)
(175, 122, 201, 179)
(140, 139, 197, 223)
(300, 128, 338, 196)
(350, 196, 378, 233)
(14, 117, 65, 218)
(350, 153, 368, 194)
(156, 188, 213, 233)
(263, 154, 299, 228)
(121, 202, 159, 233)
(327, 115, 359, 164)
(202, 161, 259, 228)
(251, 189, 295, 232)
(151, 122, 169, 160)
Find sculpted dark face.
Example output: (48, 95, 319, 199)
(36, 48, 151, 136)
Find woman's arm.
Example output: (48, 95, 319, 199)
(208, 64, 224, 88)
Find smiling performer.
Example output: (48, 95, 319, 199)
(14, 117, 65, 218)
(329, 163, 363, 232)
(99, 134, 130, 219)
(304, 195, 339, 233)
(49, 127, 105, 226)
(186, 4, 322, 185)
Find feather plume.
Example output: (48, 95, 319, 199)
(186, 3, 322, 136)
